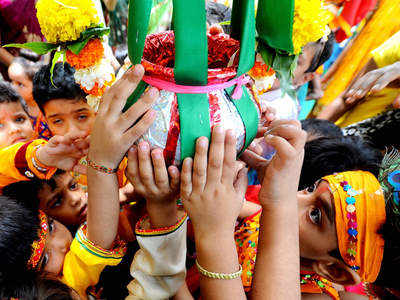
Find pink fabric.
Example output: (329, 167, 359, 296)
(142, 74, 250, 100)
(345, 283, 367, 296)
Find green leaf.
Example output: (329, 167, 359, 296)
(272, 52, 297, 99)
(258, 42, 275, 67)
(80, 26, 110, 41)
(50, 51, 62, 87)
(67, 39, 90, 55)
(3, 42, 58, 55)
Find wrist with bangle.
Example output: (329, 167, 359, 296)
(87, 157, 118, 174)
(195, 259, 242, 280)
(32, 145, 49, 173)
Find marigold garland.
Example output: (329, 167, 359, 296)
(292, 0, 331, 54)
(36, 0, 99, 43)
(82, 74, 115, 96)
(66, 38, 104, 69)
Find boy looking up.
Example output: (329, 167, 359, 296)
(33, 62, 96, 137)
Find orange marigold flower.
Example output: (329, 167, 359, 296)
(81, 74, 115, 96)
(248, 61, 275, 79)
(66, 39, 104, 69)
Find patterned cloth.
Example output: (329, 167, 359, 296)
(343, 109, 400, 150)
(0, 139, 57, 191)
(62, 224, 127, 300)
(234, 210, 340, 299)
(31, 112, 52, 141)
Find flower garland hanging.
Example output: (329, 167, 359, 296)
(248, 53, 276, 95)
(4, 0, 115, 111)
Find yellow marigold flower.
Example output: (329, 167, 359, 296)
(66, 38, 104, 69)
(292, 0, 331, 54)
(36, 0, 99, 43)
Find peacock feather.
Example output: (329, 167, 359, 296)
(378, 148, 400, 232)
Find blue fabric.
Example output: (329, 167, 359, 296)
(297, 83, 316, 120)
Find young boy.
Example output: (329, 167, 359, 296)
(0, 64, 158, 299)
(8, 57, 51, 140)
(3, 170, 87, 228)
(0, 81, 89, 190)
(0, 81, 35, 148)
(32, 62, 96, 137)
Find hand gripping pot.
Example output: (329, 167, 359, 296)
(125, 0, 260, 165)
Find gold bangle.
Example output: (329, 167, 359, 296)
(195, 259, 242, 280)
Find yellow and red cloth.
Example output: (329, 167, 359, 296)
(27, 210, 48, 269)
(0, 140, 57, 192)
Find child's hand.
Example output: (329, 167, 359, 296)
(126, 142, 180, 205)
(258, 119, 307, 205)
(180, 127, 248, 239)
(88, 65, 158, 169)
(36, 133, 89, 172)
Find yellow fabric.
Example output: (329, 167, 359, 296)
(61, 225, 127, 300)
(335, 87, 399, 127)
(0, 139, 57, 190)
(311, 0, 400, 117)
(335, 30, 400, 127)
(323, 171, 386, 283)
(372, 31, 400, 68)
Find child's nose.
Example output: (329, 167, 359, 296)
(9, 122, 22, 134)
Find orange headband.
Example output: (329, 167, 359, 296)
(323, 171, 386, 283)
(28, 210, 48, 269)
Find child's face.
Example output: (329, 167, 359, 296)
(0, 102, 34, 148)
(8, 63, 34, 103)
(43, 98, 95, 137)
(292, 44, 316, 88)
(38, 172, 87, 227)
(297, 180, 339, 262)
(39, 217, 73, 275)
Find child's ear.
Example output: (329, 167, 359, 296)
(311, 259, 361, 286)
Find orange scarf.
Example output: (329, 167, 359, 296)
(323, 171, 386, 283)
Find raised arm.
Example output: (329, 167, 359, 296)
(87, 65, 158, 249)
(251, 119, 307, 300)
(181, 127, 248, 300)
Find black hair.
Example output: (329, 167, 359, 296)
(301, 119, 343, 139)
(2, 274, 76, 300)
(0, 81, 29, 114)
(32, 62, 87, 113)
(0, 195, 40, 297)
(12, 57, 44, 81)
(299, 136, 382, 190)
(33, 276, 77, 300)
(206, 1, 231, 33)
(305, 32, 335, 73)
(3, 169, 67, 212)
(115, 44, 128, 66)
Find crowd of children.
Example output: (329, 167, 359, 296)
(1, 1, 400, 300)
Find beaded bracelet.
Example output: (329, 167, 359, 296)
(87, 157, 118, 174)
(195, 259, 242, 280)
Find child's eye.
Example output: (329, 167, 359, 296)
(77, 114, 87, 121)
(306, 184, 316, 193)
(51, 197, 62, 208)
(69, 182, 78, 191)
(309, 207, 322, 225)
(15, 116, 26, 123)
(52, 119, 63, 125)
(48, 218, 55, 232)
